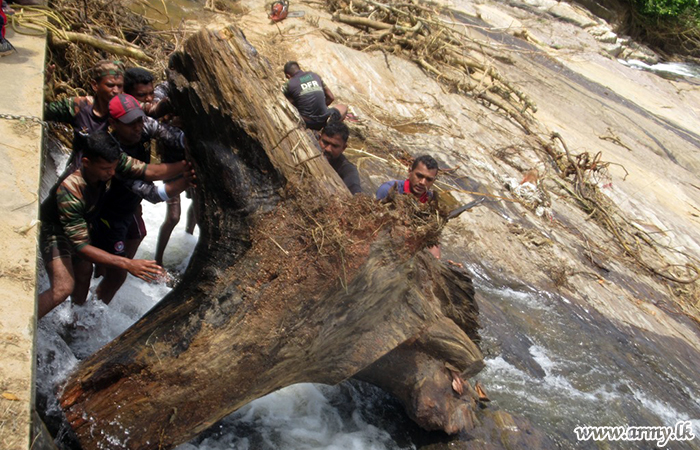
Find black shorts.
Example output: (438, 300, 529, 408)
(92, 212, 146, 256)
(304, 107, 341, 130)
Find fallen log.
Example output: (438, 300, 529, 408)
(50, 31, 155, 62)
(59, 24, 483, 450)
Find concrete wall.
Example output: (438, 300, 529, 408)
(0, 26, 46, 450)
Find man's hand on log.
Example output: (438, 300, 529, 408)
(126, 259, 164, 282)
(183, 161, 197, 187)
(163, 162, 196, 197)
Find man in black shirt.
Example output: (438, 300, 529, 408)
(319, 121, 361, 195)
(93, 93, 188, 303)
(283, 61, 348, 130)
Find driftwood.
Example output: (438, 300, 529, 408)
(325, 0, 537, 123)
(49, 31, 155, 62)
(59, 25, 483, 450)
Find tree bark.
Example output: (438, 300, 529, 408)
(59, 25, 484, 450)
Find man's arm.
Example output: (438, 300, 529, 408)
(57, 182, 161, 280)
(338, 161, 362, 195)
(77, 244, 162, 282)
(122, 175, 194, 204)
(121, 179, 168, 204)
(143, 160, 193, 182)
(323, 85, 335, 107)
(143, 116, 185, 150)
(152, 97, 173, 118)
(142, 83, 173, 118)
(346, 177, 362, 195)
(376, 180, 400, 200)
(44, 97, 76, 123)
(44, 96, 92, 123)
(282, 80, 292, 99)
(117, 152, 193, 184)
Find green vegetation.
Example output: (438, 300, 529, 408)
(634, 0, 698, 17)
(623, 0, 700, 57)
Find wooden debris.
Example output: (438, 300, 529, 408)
(324, 0, 537, 132)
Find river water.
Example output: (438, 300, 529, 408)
(472, 267, 700, 449)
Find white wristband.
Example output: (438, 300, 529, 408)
(158, 184, 170, 201)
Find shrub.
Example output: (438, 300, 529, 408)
(634, 0, 699, 17)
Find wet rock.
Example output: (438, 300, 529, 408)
(596, 30, 619, 44)
(588, 25, 618, 43)
(602, 42, 624, 57)
(519, 0, 559, 10)
(587, 25, 607, 36)
(547, 3, 598, 28)
(475, 5, 524, 30)
(570, 0, 620, 22)
(415, 408, 558, 449)
(621, 46, 659, 65)
(617, 37, 631, 46)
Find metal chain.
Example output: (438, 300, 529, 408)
(0, 112, 47, 127)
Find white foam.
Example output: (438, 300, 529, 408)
(176, 384, 408, 450)
(630, 388, 699, 431)
(478, 283, 551, 311)
(619, 59, 700, 78)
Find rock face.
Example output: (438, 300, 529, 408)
(233, 0, 700, 338)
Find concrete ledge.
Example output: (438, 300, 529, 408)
(0, 26, 46, 450)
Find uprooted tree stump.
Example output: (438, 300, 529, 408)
(58, 25, 484, 450)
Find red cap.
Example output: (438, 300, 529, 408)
(109, 93, 145, 124)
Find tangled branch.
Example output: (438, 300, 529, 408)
(323, 0, 537, 132)
(548, 133, 700, 291)
(45, 0, 175, 101)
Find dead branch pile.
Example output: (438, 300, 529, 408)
(323, 0, 537, 132)
(543, 133, 700, 318)
(45, 0, 176, 101)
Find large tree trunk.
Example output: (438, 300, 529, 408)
(59, 25, 484, 450)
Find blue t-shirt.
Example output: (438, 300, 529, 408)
(376, 179, 432, 203)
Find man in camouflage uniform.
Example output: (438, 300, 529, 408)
(38, 130, 193, 319)
(44, 60, 125, 173)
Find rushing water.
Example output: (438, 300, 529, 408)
(36, 1, 700, 446)
(619, 59, 700, 80)
(471, 267, 700, 449)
